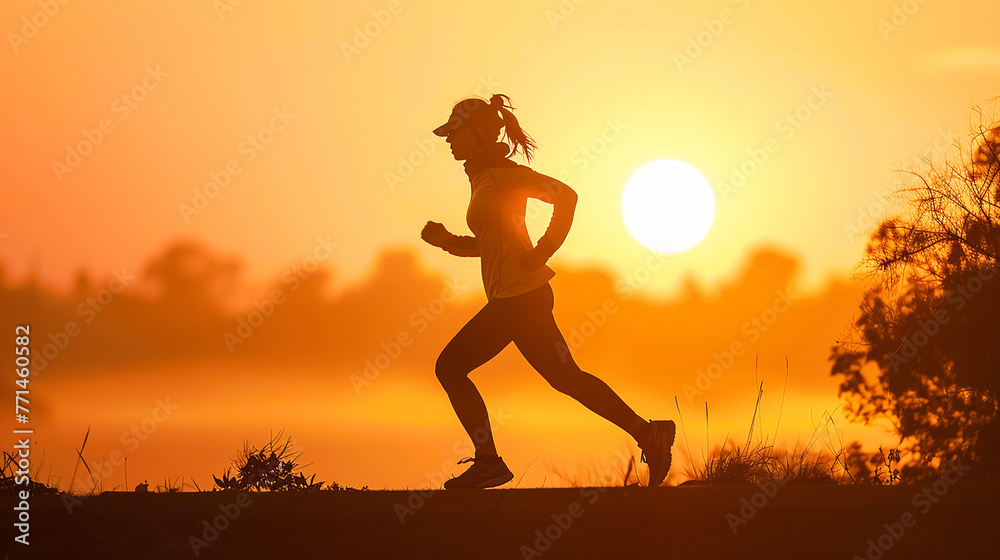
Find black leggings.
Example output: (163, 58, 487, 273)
(435, 282, 641, 457)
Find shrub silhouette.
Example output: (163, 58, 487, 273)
(831, 101, 1000, 480)
(213, 432, 323, 492)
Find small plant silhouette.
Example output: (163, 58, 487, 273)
(871, 447, 901, 485)
(2, 451, 59, 496)
(155, 476, 185, 493)
(213, 431, 323, 492)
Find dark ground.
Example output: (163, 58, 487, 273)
(2, 483, 998, 559)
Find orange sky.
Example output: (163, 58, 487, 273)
(2, 1, 998, 490)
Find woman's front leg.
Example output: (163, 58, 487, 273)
(435, 300, 514, 457)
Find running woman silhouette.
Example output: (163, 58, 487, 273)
(422, 94, 675, 489)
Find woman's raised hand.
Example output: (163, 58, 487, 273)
(421, 221, 451, 248)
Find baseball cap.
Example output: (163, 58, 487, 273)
(432, 97, 503, 137)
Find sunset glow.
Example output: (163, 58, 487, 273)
(1, 0, 997, 503)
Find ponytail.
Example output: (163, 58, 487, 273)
(489, 94, 537, 163)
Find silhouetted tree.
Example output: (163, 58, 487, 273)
(831, 102, 1000, 481)
(142, 239, 243, 314)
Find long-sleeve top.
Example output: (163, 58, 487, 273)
(443, 142, 577, 301)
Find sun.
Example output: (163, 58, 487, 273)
(621, 160, 715, 253)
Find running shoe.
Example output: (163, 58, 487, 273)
(639, 420, 676, 487)
(443, 455, 514, 490)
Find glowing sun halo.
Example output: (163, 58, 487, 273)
(621, 159, 715, 253)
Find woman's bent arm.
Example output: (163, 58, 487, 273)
(497, 169, 578, 257)
(444, 234, 480, 257)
